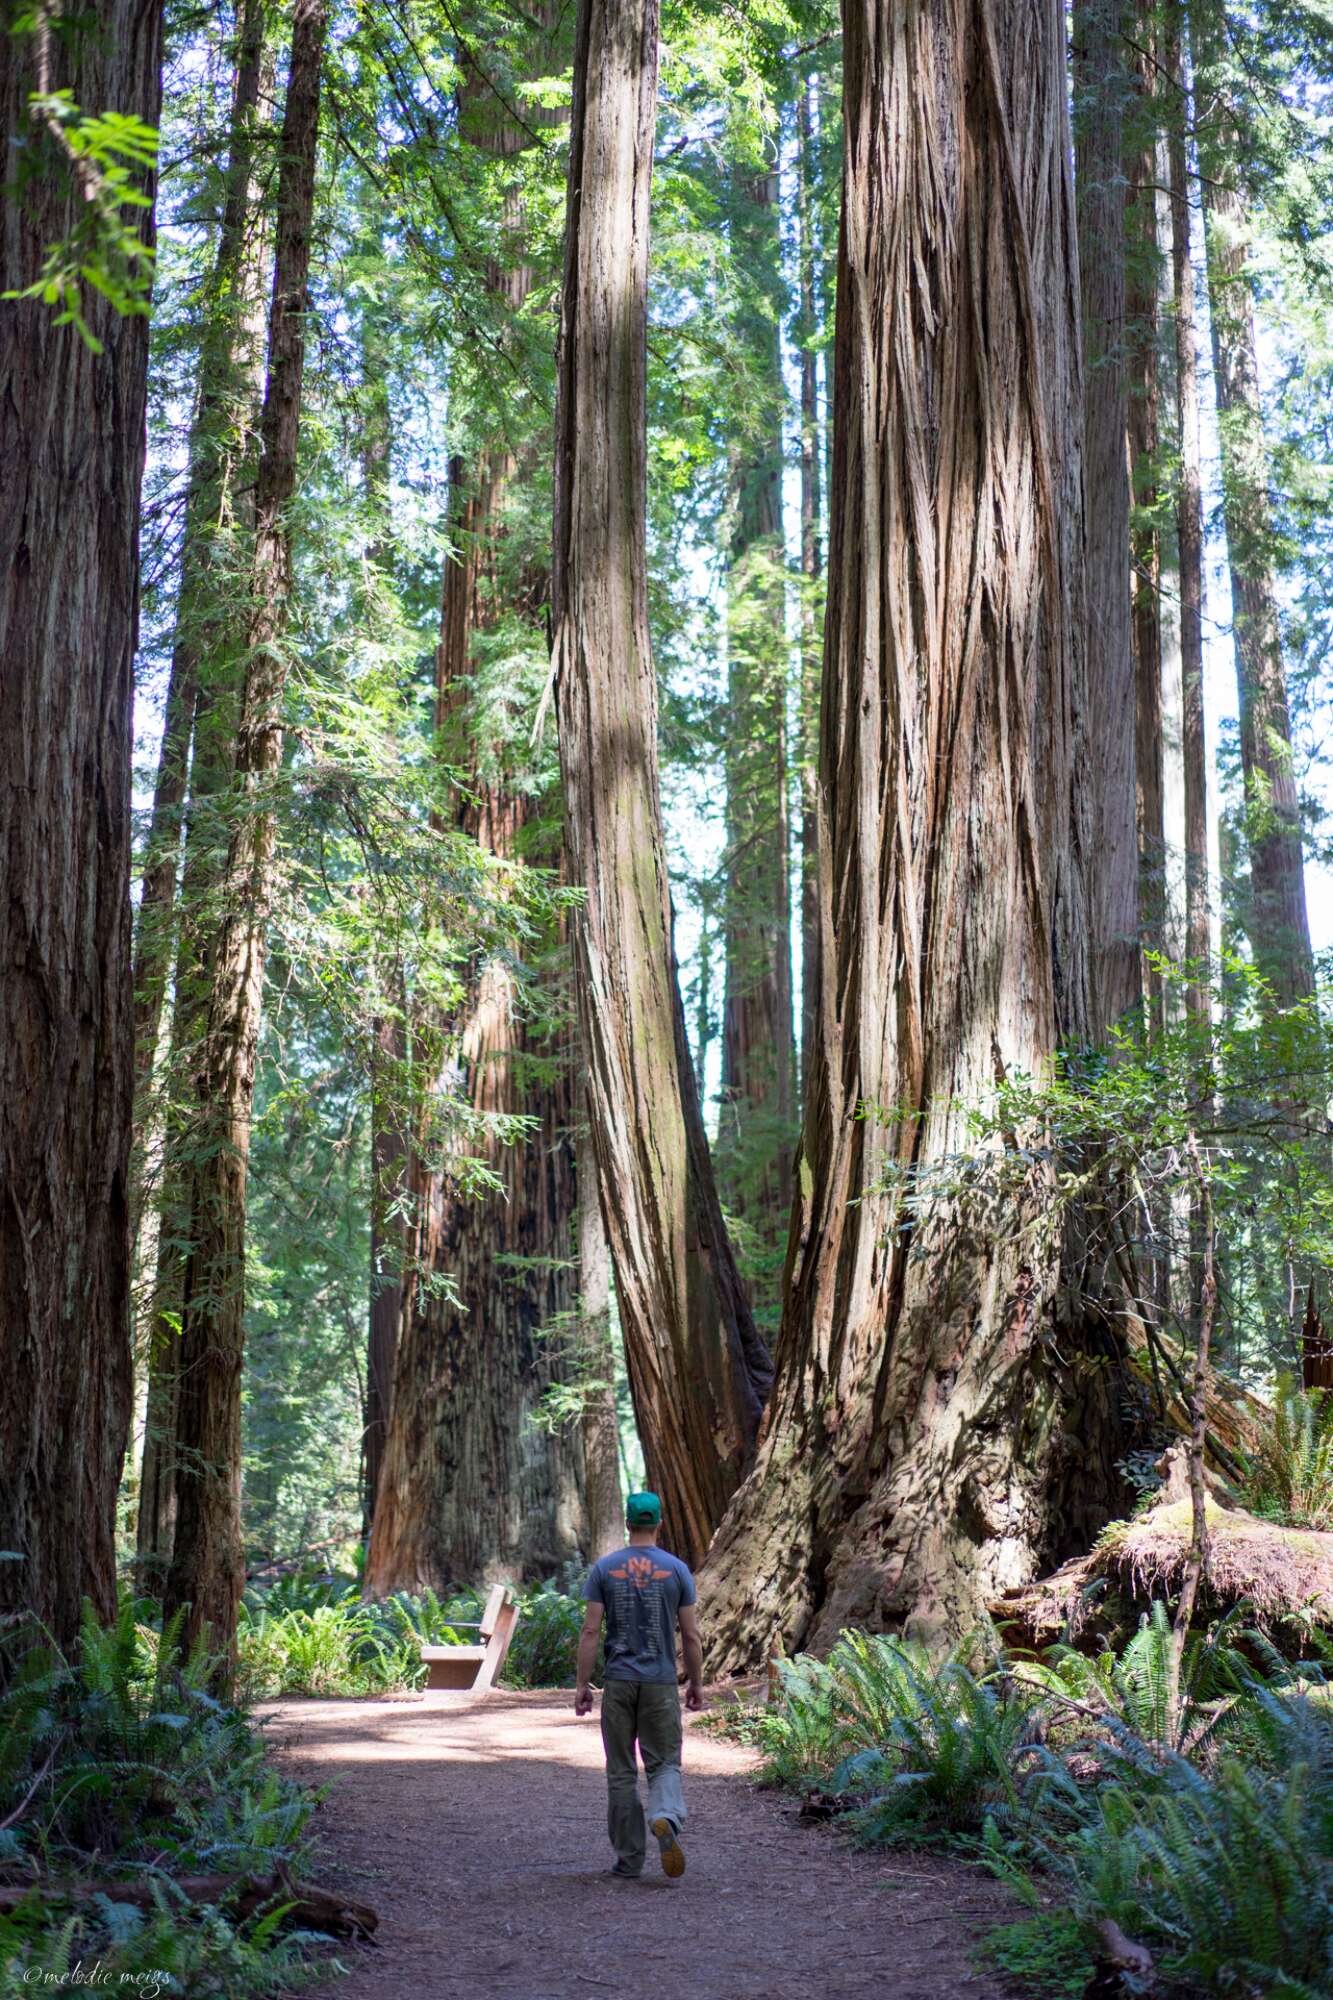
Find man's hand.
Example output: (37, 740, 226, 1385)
(575, 1602, 603, 1716)
(678, 1604, 706, 1711)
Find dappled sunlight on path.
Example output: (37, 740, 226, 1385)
(262, 1689, 1016, 2000)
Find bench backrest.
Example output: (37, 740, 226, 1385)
(478, 1582, 512, 1641)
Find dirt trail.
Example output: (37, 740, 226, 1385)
(263, 1689, 1018, 2000)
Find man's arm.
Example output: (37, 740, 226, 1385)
(678, 1603, 705, 1711)
(575, 1600, 603, 1715)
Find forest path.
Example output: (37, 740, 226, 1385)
(263, 1688, 1017, 2000)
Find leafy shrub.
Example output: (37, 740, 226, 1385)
(236, 1571, 591, 1698)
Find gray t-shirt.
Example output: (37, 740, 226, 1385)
(583, 1545, 697, 1684)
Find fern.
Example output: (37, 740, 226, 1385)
(1242, 1375, 1333, 1530)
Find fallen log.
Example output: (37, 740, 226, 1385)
(994, 1445, 1333, 1649)
(0, 1862, 377, 1939)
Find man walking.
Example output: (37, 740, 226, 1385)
(574, 1491, 705, 1880)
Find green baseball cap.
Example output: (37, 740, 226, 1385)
(625, 1490, 662, 1526)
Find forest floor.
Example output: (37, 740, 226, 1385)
(261, 1687, 1019, 2000)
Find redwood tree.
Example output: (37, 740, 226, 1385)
(1194, 58, 1314, 1009)
(0, 0, 163, 1649)
(364, 18, 589, 1592)
(551, 0, 772, 1569)
(134, 0, 273, 1595)
(703, 0, 1122, 1668)
(717, 154, 797, 1317)
(164, 0, 329, 1660)
(1075, 0, 1138, 1031)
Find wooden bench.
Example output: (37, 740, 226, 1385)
(420, 1584, 521, 1696)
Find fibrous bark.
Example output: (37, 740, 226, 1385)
(1166, 13, 1210, 1023)
(578, 1122, 624, 1557)
(364, 15, 588, 1591)
(164, 0, 328, 1663)
(796, 74, 824, 1096)
(134, 0, 273, 1598)
(0, 0, 163, 1651)
(130, 0, 272, 1215)
(717, 155, 797, 1308)
(703, 0, 1120, 1669)
(551, 0, 772, 1569)
(1075, 0, 1138, 1032)
(363, 481, 586, 1588)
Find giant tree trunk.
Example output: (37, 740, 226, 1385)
(578, 1128, 624, 1557)
(164, 0, 328, 1663)
(364, 16, 588, 1591)
(1075, 0, 1138, 1032)
(363, 484, 587, 1592)
(551, 0, 772, 1569)
(133, 0, 273, 1597)
(0, 0, 163, 1651)
(717, 157, 797, 1316)
(702, 0, 1120, 1669)
(1193, 49, 1313, 1007)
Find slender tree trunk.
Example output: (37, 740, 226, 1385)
(364, 16, 587, 1591)
(1126, 63, 1165, 1018)
(579, 1125, 625, 1557)
(129, 0, 271, 1224)
(717, 156, 796, 1314)
(1168, 17, 1210, 1025)
(551, 0, 772, 1568)
(0, 0, 163, 1650)
(364, 1001, 405, 1536)
(133, 0, 273, 1599)
(164, 0, 328, 1664)
(354, 234, 405, 1538)
(703, 0, 1119, 1668)
(1193, 38, 1313, 1007)
(1076, 0, 1138, 1031)
(797, 74, 824, 1098)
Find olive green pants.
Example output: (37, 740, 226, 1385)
(599, 1680, 686, 1873)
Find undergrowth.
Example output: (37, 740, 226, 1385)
(0, 1599, 333, 1997)
(725, 1613, 1333, 1998)
(235, 1567, 590, 1699)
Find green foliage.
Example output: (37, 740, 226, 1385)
(757, 1612, 1333, 1996)
(757, 1629, 1040, 1848)
(0, 1600, 326, 1994)
(234, 1572, 592, 1699)
(980, 1911, 1093, 2000)
(4, 62, 158, 350)
(1241, 1375, 1333, 1530)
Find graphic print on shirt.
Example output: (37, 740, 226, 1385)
(607, 1555, 674, 1586)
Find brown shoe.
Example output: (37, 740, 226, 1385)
(651, 1817, 685, 1879)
